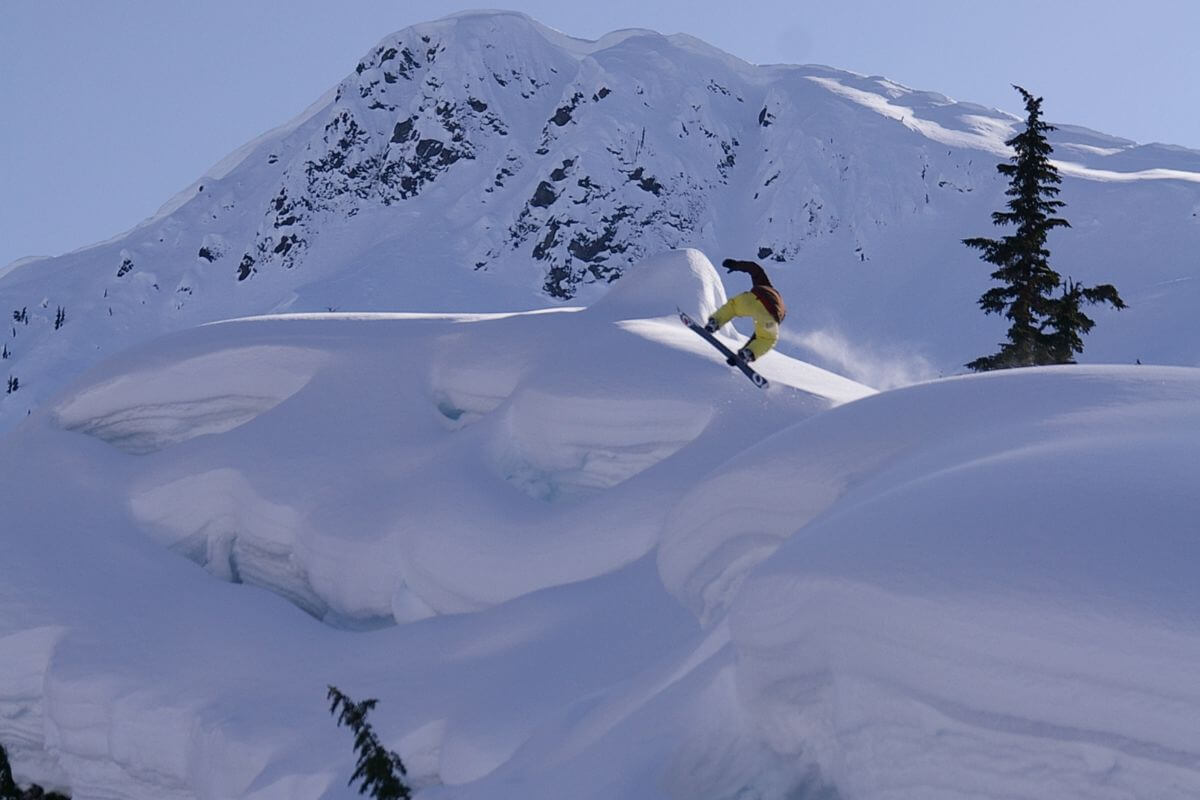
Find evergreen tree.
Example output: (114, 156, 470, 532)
(0, 744, 16, 800)
(1044, 277, 1126, 363)
(0, 744, 70, 800)
(963, 85, 1124, 370)
(327, 686, 411, 800)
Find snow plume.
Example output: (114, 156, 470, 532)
(779, 326, 940, 389)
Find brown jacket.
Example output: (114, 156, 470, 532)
(750, 285, 786, 323)
(725, 259, 786, 322)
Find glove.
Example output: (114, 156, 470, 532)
(722, 258, 756, 273)
(704, 318, 719, 333)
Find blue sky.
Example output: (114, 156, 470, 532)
(2, 0, 1197, 268)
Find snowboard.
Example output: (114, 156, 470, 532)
(678, 309, 769, 389)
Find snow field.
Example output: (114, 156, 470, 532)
(719, 367, 1200, 799)
(2, 251, 1198, 799)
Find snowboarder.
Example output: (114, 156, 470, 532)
(704, 258, 787, 363)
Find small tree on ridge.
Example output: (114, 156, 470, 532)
(963, 85, 1124, 370)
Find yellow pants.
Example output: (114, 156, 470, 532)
(710, 292, 780, 360)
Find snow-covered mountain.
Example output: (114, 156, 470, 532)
(3, 250, 1199, 799)
(3, 10, 1200, 431)
(4, 11, 1200, 798)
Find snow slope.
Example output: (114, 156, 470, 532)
(3, 250, 1199, 799)
(667, 365, 1200, 799)
(3, 10, 1199, 432)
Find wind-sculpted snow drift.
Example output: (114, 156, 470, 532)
(2, 249, 1199, 799)
(65, 250, 853, 623)
(665, 366, 1200, 799)
(54, 346, 327, 455)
